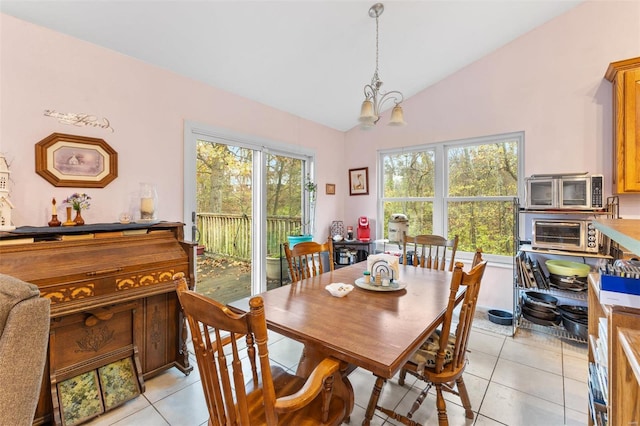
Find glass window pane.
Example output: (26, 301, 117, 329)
(447, 141, 518, 197)
(196, 140, 253, 302)
(266, 154, 304, 257)
(448, 200, 514, 256)
(382, 201, 433, 239)
(383, 151, 435, 198)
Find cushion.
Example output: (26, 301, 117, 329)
(0, 274, 41, 336)
(408, 329, 456, 375)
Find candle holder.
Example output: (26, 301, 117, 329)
(139, 183, 158, 221)
(48, 197, 61, 227)
(48, 214, 61, 227)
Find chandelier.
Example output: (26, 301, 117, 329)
(359, 3, 406, 128)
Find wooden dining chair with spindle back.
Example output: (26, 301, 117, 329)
(284, 237, 334, 282)
(174, 273, 349, 426)
(368, 254, 487, 426)
(403, 234, 459, 271)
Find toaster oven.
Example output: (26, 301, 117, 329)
(531, 219, 600, 253)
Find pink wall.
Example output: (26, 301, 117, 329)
(344, 0, 640, 236)
(342, 1, 639, 310)
(0, 13, 345, 230)
(1, 2, 638, 311)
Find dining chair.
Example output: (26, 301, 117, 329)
(174, 273, 349, 426)
(284, 237, 334, 282)
(369, 256, 487, 426)
(402, 234, 459, 271)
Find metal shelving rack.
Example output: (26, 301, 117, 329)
(512, 197, 619, 342)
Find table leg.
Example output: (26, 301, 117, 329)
(363, 375, 386, 426)
(295, 345, 355, 422)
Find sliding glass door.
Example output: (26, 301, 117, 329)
(184, 123, 313, 302)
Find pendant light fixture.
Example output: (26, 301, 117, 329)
(359, 3, 406, 128)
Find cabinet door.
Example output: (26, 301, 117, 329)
(620, 68, 640, 192)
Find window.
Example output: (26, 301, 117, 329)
(379, 132, 522, 262)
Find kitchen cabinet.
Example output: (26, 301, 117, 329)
(512, 199, 616, 342)
(587, 218, 640, 426)
(605, 57, 640, 194)
(588, 275, 640, 426)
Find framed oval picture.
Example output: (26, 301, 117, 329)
(35, 133, 118, 188)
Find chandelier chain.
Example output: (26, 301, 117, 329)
(375, 13, 379, 78)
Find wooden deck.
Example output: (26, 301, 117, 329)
(195, 254, 286, 305)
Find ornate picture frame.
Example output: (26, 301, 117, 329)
(35, 133, 118, 187)
(349, 167, 369, 196)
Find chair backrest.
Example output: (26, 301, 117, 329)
(175, 273, 345, 425)
(283, 237, 334, 282)
(436, 257, 487, 374)
(175, 274, 278, 425)
(471, 247, 483, 268)
(403, 234, 459, 271)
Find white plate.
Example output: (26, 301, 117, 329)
(354, 277, 406, 292)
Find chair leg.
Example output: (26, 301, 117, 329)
(455, 376, 474, 419)
(407, 381, 431, 419)
(362, 376, 385, 426)
(435, 384, 449, 426)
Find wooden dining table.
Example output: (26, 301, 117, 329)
(228, 261, 463, 425)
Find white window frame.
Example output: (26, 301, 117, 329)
(378, 131, 524, 265)
(184, 121, 315, 294)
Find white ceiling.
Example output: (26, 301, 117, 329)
(1, 0, 582, 131)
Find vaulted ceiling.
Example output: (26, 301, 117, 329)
(1, 1, 582, 131)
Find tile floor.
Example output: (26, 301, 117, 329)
(85, 325, 588, 426)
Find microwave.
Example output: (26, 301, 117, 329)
(531, 219, 600, 253)
(525, 174, 604, 210)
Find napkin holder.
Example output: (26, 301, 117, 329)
(367, 254, 400, 281)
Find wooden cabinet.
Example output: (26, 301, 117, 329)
(605, 57, 640, 194)
(0, 222, 195, 425)
(588, 218, 640, 426)
(588, 275, 640, 426)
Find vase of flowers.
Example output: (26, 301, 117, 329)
(63, 193, 91, 225)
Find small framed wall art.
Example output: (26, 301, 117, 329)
(35, 133, 118, 188)
(349, 167, 369, 196)
(326, 183, 336, 195)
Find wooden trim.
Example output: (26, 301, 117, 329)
(604, 56, 640, 81)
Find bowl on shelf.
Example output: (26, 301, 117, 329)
(545, 260, 591, 277)
(524, 291, 558, 308)
(558, 305, 588, 321)
(561, 315, 588, 339)
(487, 309, 513, 325)
(522, 304, 559, 321)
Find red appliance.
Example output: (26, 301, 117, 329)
(357, 216, 370, 242)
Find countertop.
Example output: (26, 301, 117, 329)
(593, 218, 640, 257)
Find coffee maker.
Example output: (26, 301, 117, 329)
(357, 216, 370, 242)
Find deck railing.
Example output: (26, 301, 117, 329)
(197, 213, 302, 260)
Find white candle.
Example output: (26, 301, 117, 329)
(140, 197, 155, 219)
(52, 198, 57, 215)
